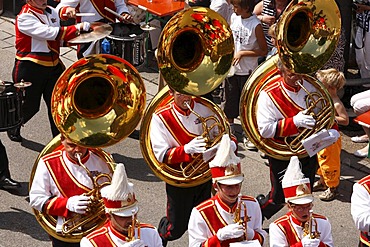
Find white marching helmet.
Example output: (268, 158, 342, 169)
(209, 134, 244, 185)
(101, 163, 139, 217)
(282, 156, 314, 205)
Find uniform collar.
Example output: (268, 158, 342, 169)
(216, 194, 238, 214)
(109, 223, 129, 241)
(65, 151, 91, 165)
(27, 3, 45, 14)
(281, 78, 301, 93)
(289, 212, 306, 227)
(173, 100, 194, 116)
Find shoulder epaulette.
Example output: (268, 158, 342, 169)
(139, 223, 156, 229)
(42, 150, 63, 161)
(196, 199, 214, 211)
(86, 226, 109, 239)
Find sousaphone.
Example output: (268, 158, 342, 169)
(140, 7, 234, 187)
(29, 54, 146, 242)
(240, 0, 341, 160)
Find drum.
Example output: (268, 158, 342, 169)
(0, 82, 22, 132)
(105, 23, 146, 67)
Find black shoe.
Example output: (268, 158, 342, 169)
(7, 127, 22, 142)
(0, 177, 21, 190)
(256, 194, 266, 206)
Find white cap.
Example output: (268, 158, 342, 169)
(209, 134, 244, 185)
(282, 156, 313, 205)
(101, 163, 139, 217)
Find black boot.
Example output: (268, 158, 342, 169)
(7, 126, 22, 142)
(0, 177, 21, 190)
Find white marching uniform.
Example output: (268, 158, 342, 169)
(269, 212, 334, 247)
(150, 99, 218, 164)
(29, 150, 112, 230)
(80, 223, 163, 247)
(351, 175, 370, 245)
(257, 78, 316, 139)
(188, 195, 266, 247)
(56, 0, 129, 23)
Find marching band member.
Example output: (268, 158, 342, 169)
(10, 0, 90, 142)
(80, 163, 162, 247)
(351, 174, 370, 246)
(269, 156, 334, 247)
(188, 134, 266, 247)
(255, 58, 340, 220)
(56, 0, 133, 58)
(150, 87, 237, 246)
(29, 135, 113, 247)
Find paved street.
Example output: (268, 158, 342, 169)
(0, 10, 370, 247)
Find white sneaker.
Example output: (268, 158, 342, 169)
(351, 135, 369, 143)
(243, 137, 257, 150)
(354, 149, 368, 158)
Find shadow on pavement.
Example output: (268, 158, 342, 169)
(21, 139, 45, 153)
(0, 207, 50, 242)
(112, 153, 161, 183)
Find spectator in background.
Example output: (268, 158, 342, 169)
(222, 0, 267, 149)
(354, 1, 370, 78)
(313, 69, 349, 201)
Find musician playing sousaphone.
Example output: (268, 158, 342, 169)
(29, 135, 113, 247)
(150, 87, 237, 246)
(269, 156, 334, 247)
(255, 58, 340, 221)
(56, 0, 133, 58)
(80, 163, 162, 247)
(188, 134, 266, 247)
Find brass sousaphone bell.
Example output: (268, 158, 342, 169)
(240, 0, 341, 160)
(29, 54, 146, 242)
(140, 7, 234, 187)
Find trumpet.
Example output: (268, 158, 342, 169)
(303, 210, 321, 239)
(62, 153, 112, 234)
(127, 210, 141, 241)
(234, 194, 251, 239)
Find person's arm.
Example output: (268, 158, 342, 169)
(188, 208, 225, 247)
(29, 159, 70, 217)
(233, 24, 267, 65)
(269, 222, 290, 247)
(351, 182, 370, 232)
(150, 114, 193, 165)
(18, 13, 80, 42)
(334, 101, 349, 126)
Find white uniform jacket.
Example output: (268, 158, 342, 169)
(256, 76, 316, 139)
(150, 98, 219, 166)
(351, 175, 370, 245)
(29, 150, 112, 229)
(188, 194, 266, 247)
(16, 4, 80, 66)
(57, 0, 129, 23)
(80, 222, 163, 247)
(269, 212, 334, 247)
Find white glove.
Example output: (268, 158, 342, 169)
(184, 136, 207, 155)
(321, 129, 340, 144)
(301, 235, 320, 247)
(246, 227, 255, 240)
(230, 140, 237, 152)
(66, 195, 90, 214)
(293, 110, 316, 129)
(76, 22, 91, 32)
(216, 223, 244, 241)
(122, 239, 146, 247)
